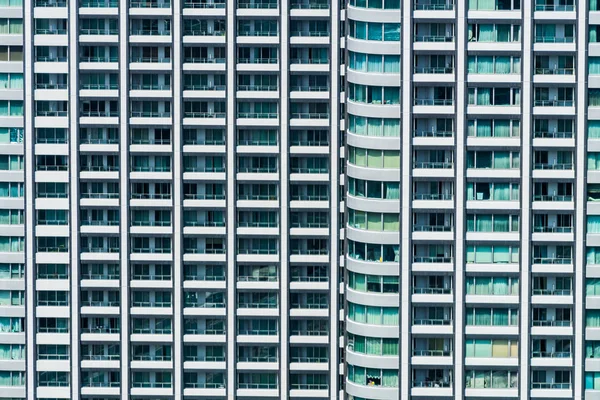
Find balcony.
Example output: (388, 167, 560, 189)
(291, 0, 328, 8)
(130, 0, 171, 7)
(533, 195, 572, 202)
(414, 0, 453, 10)
(80, 0, 118, 7)
(413, 318, 452, 326)
(414, 35, 454, 43)
(534, 36, 574, 44)
(533, 130, 573, 138)
(184, 0, 225, 8)
(535, 2, 574, 11)
(412, 349, 452, 357)
(531, 320, 571, 327)
(237, 0, 277, 8)
(531, 351, 571, 358)
(533, 100, 574, 107)
(534, 67, 574, 76)
(533, 163, 573, 170)
(35, 0, 67, 6)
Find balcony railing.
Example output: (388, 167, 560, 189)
(184, 57, 225, 64)
(184, 327, 225, 335)
(532, 226, 572, 233)
(35, 0, 67, 6)
(413, 130, 453, 138)
(414, 1, 453, 10)
(132, 327, 172, 334)
(531, 351, 572, 358)
(414, 35, 454, 42)
(534, 68, 574, 75)
(531, 383, 571, 389)
(80, 56, 119, 63)
(130, 111, 171, 118)
(413, 380, 452, 388)
(531, 320, 571, 327)
(184, 0, 225, 7)
(131, 301, 172, 308)
(237, 383, 278, 389)
(238, 0, 277, 7)
(533, 130, 573, 138)
(534, 100, 573, 107)
(81, 273, 119, 280)
(533, 163, 573, 170)
(413, 318, 452, 325)
(130, 29, 171, 36)
(413, 287, 452, 294)
(80, 28, 118, 35)
(412, 349, 452, 356)
(81, 326, 120, 334)
(413, 161, 453, 169)
(413, 225, 452, 232)
(80, 0, 118, 6)
(290, 329, 328, 336)
(237, 112, 278, 119)
(237, 302, 277, 309)
(238, 85, 277, 91)
(534, 36, 574, 43)
(533, 195, 572, 202)
(535, 3, 574, 10)
(184, 112, 226, 118)
(290, 302, 328, 309)
(413, 193, 453, 200)
(532, 257, 572, 264)
(413, 256, 453, 263)
(290, 58, 328, 64)
(238, 58, 278, 64)
(130, 0, 171, 7)
(238, 328, 277, 335)
(81, 300, 120, 307)
(291, 1, 328, 8)
(414, 67, 454, 74)
(81, 354, 120, 360)
(290, 112, 329, 119)
(414, 99, 453, 106)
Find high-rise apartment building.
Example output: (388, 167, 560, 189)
(7, 0, 600, 398)
(4, 0, 344, 397)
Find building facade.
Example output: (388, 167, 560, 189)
(2, 0, 344, 397)
(345, 0, 598, 399)
(5, 0, 600, 399)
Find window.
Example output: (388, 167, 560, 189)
(0, 128, 23, 143)
(468, 23, 521, 42)
(466, 245, 519, 264)
(0, 19, 23, 34)
(466, 308, 519, 326)
(466, 214, 519, 232)
(348, 272, 399, 293)
(348, 146, 400, 169)
(466, 276, 519, 295)
(348, 20, 400, 41)
(0, 101, 22, 116)
(469, 0, 520, 10)
(468, 56, 520, 74)
(468, 87, 521, 106)
(350, 0, 399, 9)
(467, 151, 520, 169)
(347, 240, 399, 262)
(347, 115, 400, 137)
(467, 182, 520, 201)
(465, 339, 518, 358)
(347, 303, 399, 325)
(465, 370, 518, 388)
